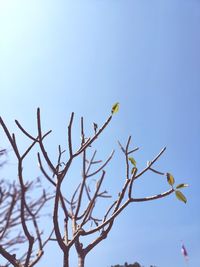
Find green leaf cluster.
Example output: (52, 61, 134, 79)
(166, 172, 188, 204)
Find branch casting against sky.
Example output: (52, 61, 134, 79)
(0, 104, 187, 267)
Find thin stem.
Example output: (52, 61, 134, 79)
(53, 180, 67, 252)
(68, 112, 74, 157)
(149, 167, 165, 176)
(37, 153, 56, 186)
(74, 115, 112, 157)
(18, 161, 34, 267)
(81, 188, 174, 237)
(15, 120, 37, 141)
(0, 118, 20, 158)
(86, 150, 115, 178)
(74, 117, 86, 219)
(37, 108, 57, 174)
(130, 188, 174, 202)
(135, 147, 166, 179)
(125, 136, 131, 179)
(81, 171, 105, 227)
(128, 168, 138, 199)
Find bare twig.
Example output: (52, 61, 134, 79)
(68, 112, 74, 158)
(86, 150, 115, 178)
(0, 109, 180, 267)
(135, 147, 166, 179)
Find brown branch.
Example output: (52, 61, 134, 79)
(37, 153, 56, 186)
(117, 141, 125, 153)
(12, 134, 20, 159)
(0, 129, 35, 266)
(36, 109, 72, 250)
(24, 203, 43, 251)
(0, 118, 20, 159)
(118, 136, 139, 181)
(38, 153, 71, 220)
(21, 130, 52, 160)
(74, 117, 86, 219)
(1, 109, 177, 267)
(80, 171, 106, 227)
(15, 119, 52, 144)
(83, 151, 97, 203)
(70, 183, 81, 215)
(53, 180, 67, 252)
(76, 150, 114, 221)
(130, 188, 174, 202)
(128, 167, 138, 199)
(149, 167, 165, 176)
(86, 150, 115, 178)
(84, 221, 113, 255)
(29, 228, 54, 267)
(128, 147, 139, 154)
(81, 187, 174, 237)
(0, 118, 51, 266)
(18, 161, 34, 267)
(135, 147, 166, 179)
(37, 108, 57, 174)
(85, 151, 97, 175)
(28, 250, 43, 267)
(0, 192, 16, 240)
(102, 201, 117, 223)
(15, 120, 37, 141)
(79, 201, 125, 236)
(0, 245, 19, 267)
(29, 228, 55, 267)
(68, 112, 74, 157)
(54, 145, 66, 176)
(74, 115, 112, 157)
(125, 136, 131, 179)
(114, 179, 130, 213)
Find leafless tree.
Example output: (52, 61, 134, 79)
(0, 149, 53, 267)
(0, 105, 187, 267)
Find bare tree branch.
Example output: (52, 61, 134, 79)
(0, 108, 185, 267)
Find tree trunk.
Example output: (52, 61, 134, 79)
(78, 255, 85, 267)
(63, 252, 69, 267)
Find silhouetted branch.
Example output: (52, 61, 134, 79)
(0, 107, 182, 267)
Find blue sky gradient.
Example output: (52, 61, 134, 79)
(0, 1, 200, 267)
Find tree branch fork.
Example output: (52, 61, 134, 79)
(0, 108, 175, 267)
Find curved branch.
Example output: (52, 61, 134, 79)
(130, 188, 174, 202)
(37, 108, 57, 174)
(0, 245, 20, 267)
(81, 188, 174, 237)
(135, 147, 166, 180)
(86, 150, 115, 178)
(74, 115, 112, 157)
(68, 112, 74, 157)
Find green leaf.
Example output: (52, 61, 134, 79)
(176, 183, 189, 189)
(166, 173, 175, 186)
(175, 190, 187, 204)
(111, 102, 119, 114)
(128, 157, 137, 167)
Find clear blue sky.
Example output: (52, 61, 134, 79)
(0, 1, 199, 267)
